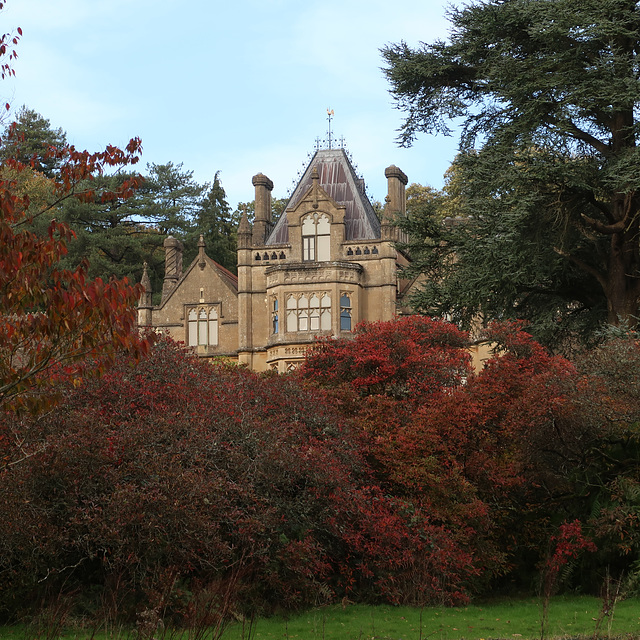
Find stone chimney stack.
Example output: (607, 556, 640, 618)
(384, 165, 408, 216)
(252, 173, 274, 246)
(383, 165, 409, 243)
(161, 235, 183, 302)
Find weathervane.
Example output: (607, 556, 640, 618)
(313, 109, 348, 152)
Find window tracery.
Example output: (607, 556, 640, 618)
(187, 306, 219, 346)
(302, 213, 330, 261)
(286, 292, 331, 332)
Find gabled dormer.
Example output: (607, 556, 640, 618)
(283, 166, 346, 263)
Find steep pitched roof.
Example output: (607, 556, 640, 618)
(266, 148, 381, 245)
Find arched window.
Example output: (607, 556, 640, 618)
(286, 293, 331, 332)
(302, 213, 330, 261)
(187, 306, 219, 346)
(272, 297, 279, 334)
(340, 294, 352, 332)
(188, 308, 198, 345)
(208, 308, 219, 345)
(320, 293, 331, 330)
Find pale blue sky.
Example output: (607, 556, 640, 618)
(3, 0, 459, 208)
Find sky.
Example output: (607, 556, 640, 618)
(2, 0, 460, 209)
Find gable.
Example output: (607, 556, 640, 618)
(157, 253, 238, 311)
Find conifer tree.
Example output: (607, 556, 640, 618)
(384, 0, 640, 347)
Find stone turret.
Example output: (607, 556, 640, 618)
(161, 235, 183, 302)
(237, 206, 252, 251)
(252, 173, 274, 245)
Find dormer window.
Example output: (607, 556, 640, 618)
(302, 213, 330, 262)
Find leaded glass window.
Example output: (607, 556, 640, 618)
(301, 213, 330, 262)
(286, 293, 331, 332)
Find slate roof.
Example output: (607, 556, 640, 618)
(266, 148, 381, 245)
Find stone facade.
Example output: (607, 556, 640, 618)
(138, 148, 413, 372)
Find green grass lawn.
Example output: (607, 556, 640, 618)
(1, 595, 639, 640)
(219, 596, 640, 640)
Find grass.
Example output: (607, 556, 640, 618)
(220, 596, 640, 640)
(1, 595, 639, 640)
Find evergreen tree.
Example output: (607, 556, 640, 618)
(138, 161, 205, 235)
(0, 106, 67, 177)
(187, 171, 236, 272)
(384, 0, 640, 348)
(59, 173, 165, 293)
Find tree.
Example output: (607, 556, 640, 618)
(58, 172, 166, 293)
(302, 317, 588, 593)
(303, 315, 471, 399)
(0, 139, 151, 415)
(405, 183, 443, 218)
(139, 161, 205, 236)
(383, 0, 640, 347)
(0, 4, 150, 414)
(187, 171, 236, 272)
(524, 332, 640, 582)
(0, 107, 68, 177)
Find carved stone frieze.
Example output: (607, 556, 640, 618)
(265, 261, 362, 288)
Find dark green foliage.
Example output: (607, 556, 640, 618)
(58, 172, 165, 291)
(137, 162, 205, 236)
(0, 106, 67, 177)
(384, 0, 640, 347)
(0, 109, 242, 287)
(399, 152, 609, 350)
(186, 171, 236, 273)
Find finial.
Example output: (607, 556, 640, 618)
(141, 261, 152, 292)
(238, 205, 252, 238)
(198, 234, 206, 270)
(326, 108, 334, 149)
(311, 166, 320, 208)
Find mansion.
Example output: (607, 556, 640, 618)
(137, 147, 415, 372)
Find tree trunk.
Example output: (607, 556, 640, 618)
(606, 226, 640, 328)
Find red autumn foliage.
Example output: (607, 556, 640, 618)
(0, 2, 20, 86)
(0, 131, 150, 417)
(547, 520, 597, 576)
(303, 315, 471, 398)
(0, 338, 478, 623)
(3, 316, 640, 621)
(0, 1, 150, 416)
(0, 135, 150, 415)
(302, 318, 580, 590)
